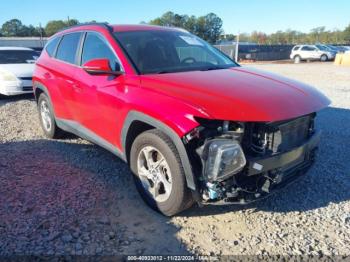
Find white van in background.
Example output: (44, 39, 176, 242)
(290, 45, 336, 63)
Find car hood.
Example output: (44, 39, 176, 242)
(140, 66, 330, 122)
(0, 63, 35, 78)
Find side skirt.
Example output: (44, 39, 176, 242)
(56, 118, 127, 162)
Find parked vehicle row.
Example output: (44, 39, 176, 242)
(290, 44, 350, 63)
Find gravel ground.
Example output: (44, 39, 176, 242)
(0, 62, 349, 257)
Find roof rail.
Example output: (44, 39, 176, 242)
(57, 22, 113, 33)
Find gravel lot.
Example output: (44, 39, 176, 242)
(0, 62, 349, 257)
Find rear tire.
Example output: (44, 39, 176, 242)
(320, 54, 328, 62)
(37, 93, 65, 139)
(130, 129, 193, 216)
(294, 55, 301, 63)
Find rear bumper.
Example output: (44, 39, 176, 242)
(203, 131, 320, 205)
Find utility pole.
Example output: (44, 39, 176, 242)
(235, 32, 240, 62)
(39, 22, 43, 47)
(39, 23, 43, 39)
(67, 16, 70, 25)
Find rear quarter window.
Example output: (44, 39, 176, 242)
(45, 37, 61, 57)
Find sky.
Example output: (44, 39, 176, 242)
(1, 0, 349, 34)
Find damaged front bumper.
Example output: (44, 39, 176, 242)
(201, 131, 321, 205)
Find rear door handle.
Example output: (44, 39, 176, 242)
(72, 83, 82, 93)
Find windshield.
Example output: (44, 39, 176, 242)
(114, 30, 238, 74)
(0, 50, 39, 64)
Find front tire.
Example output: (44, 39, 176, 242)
(38, 93, 64, 139)
(130, 129, 193, 216)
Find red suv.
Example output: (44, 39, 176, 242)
(33, 23, 330, 216)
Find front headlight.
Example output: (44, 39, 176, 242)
(0, 69, 18, 81)
(203, 139, 246, 182)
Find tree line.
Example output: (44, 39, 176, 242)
(0, 18, 82, 37)
(1, 13, 350, 45)
(147, 11, 223, 44)
(224, 27, 350, 45)
(148, 12, 350, 44)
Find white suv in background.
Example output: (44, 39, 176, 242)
(0, 47, 38, 96)
(290, 45, 336, 63)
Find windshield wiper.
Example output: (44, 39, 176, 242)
(155, 70, 171, 74)
(199, 66, 230, 71)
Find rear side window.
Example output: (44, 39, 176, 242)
(55, 33, 82, 64)
(81, 32, 119, 70)
(45, 37, 60, 57)
(293, 46, 300, 51)
(301, 46, 316, 51)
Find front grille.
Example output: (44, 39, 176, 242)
(19, 77, 33, 81)
(269, 115, 311, 152)
(246, 114, 314, 155)
(22, 86, 33, 91)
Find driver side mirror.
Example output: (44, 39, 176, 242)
(82, 58, 123, 76)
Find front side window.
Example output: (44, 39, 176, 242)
(81, 32, 119, 70)
(114, 30, 237, 74)
(0, 50, 39, 64)
(55, 32, 82, 64)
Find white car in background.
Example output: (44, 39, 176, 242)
(0, 47, 38, 96)
(290, 44, 336, 63)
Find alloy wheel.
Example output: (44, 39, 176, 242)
(137, 146, 173, 202)
(40, 100, 52, 132)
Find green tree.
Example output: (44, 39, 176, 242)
(45, 20, 66, 36)
(149, 11, 188, 27)
(344, 24, 350, 43)
(183, 15, 197, 32)
(1, 19, 23, 36)
(148, 11, 223, 43)
(310, 26, 325, 43)
(66, 18, 79, 27)
(24, 25, 44, 37)
(44, 19, 79, 36)
(250, 31, 267, 44)
(202, 13, 223, 43)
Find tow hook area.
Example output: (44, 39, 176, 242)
(201, 157, 314, 205)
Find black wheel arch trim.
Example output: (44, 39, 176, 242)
(56, 118, 127, 161)
(33, 81, 52, 104)
(121, 110, 197, 190)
